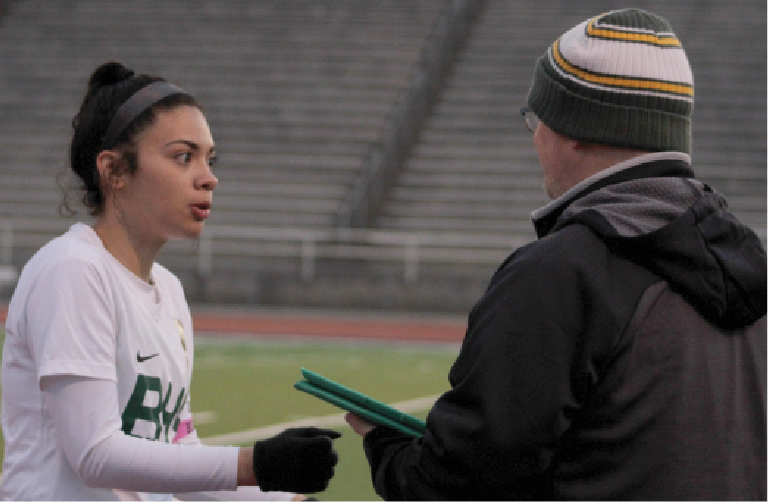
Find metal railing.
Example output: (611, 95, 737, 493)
(0, 219, 531, 287)
(187, 224, 529, 283)
(2, 217, 765, 290)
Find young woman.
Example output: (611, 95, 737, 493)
(1, 62, 340, 501)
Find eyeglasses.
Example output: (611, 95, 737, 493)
(520, 106, 539, 132)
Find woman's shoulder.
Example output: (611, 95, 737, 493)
(7, 224, 117, 327)
(151, 261, 187, 299)
(151, 261, 181, 286)
(25, 223, 108, 272)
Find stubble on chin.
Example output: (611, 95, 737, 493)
(542, 178, 556, 200)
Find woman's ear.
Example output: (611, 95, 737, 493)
(95, 150, 126, 191)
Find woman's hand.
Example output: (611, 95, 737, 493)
(251, 427, 341, 493)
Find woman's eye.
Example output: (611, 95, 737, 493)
(208, 155, 218, 169)
(176, 152, 192, 163)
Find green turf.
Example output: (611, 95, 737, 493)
(191, 338, 457, 500)
(0, 332, 458, 500)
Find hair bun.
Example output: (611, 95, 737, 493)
(87, 61, 135, 92)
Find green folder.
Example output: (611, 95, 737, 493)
(294, 368, 427, 438)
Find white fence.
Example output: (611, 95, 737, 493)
(0, 219, 532, 287)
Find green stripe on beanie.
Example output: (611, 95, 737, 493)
(526, 8, 693, 154)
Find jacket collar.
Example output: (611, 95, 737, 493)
(531, 152, 694, 238)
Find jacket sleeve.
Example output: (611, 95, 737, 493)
(363, 230, 629, 500)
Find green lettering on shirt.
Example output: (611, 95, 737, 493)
(121, 374, 187, 442)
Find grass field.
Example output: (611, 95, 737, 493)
(0, 332, 459, 500)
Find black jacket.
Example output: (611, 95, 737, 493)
(363, 159, 767, 500)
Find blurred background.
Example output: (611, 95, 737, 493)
(0, 0, 765, 314)
(0, 2, 765, 499)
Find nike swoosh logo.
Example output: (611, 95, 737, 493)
(137, 351, 160, 363)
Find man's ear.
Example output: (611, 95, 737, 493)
(95, 150, 126, 190)
(572, 139, 592, 151)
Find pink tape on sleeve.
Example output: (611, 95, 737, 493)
(173, 418, 194, 443)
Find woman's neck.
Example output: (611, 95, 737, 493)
(93, 216, 163, 284)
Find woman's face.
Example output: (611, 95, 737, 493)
(117, 105, 217, 243)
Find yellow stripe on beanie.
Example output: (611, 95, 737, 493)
(551, 39, 694, 98)
(586, 15, 682, 47)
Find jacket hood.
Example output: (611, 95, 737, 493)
(533, 160, 767, 329)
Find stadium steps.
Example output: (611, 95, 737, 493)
(0, 0, 448, 234)
(0, 0, 764, 310)
(377, 0, 766, 243)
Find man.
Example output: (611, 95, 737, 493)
(346, 8, 766, 500)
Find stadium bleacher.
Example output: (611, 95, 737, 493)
(0, 0, 765, 311)
(380, 0, 767, 244)
(0, 0, 446, 228)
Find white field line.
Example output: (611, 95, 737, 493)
(193, 410, 218, 425)
(201, 394, 439, 446)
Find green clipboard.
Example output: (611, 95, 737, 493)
(294, 368, 427, 438)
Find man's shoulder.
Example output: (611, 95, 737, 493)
(490, 222, 658, 298)
(504, 223, 608, 271)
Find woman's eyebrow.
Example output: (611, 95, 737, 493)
(165, 139, 216, 153)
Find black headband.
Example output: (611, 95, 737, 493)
(102, 81, 187, 149)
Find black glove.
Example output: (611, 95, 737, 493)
(253, 427, 341, 493)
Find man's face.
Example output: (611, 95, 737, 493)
(533, 121, 577, 200)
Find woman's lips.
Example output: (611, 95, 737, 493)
(191, 202, 211, 220)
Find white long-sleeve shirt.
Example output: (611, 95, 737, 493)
(2, 223, 293, 500)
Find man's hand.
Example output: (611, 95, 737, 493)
(344, 412, 376, 437)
